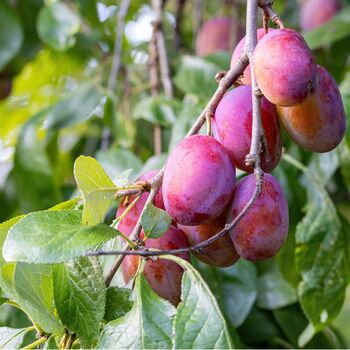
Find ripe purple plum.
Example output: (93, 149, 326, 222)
(300, 0, 341, 31)
(277, 65, 345, 153)
(116, 170, 164, 236)
(122, 225, 190, 305)
(230, 174, 289, 261)
(196, 17, 244, 56)
(213, 85, 282, 173)
(178, 213, 239, 267)
(162, 135, 236, 225)
(253, 28, 318, 107)
(230, 28, 274, 85)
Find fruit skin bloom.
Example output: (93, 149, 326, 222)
(230, 174, 289, 261)
(277, 65, 346, 153)
(213, 85, 282, 173)
(162, 135, 236, 226)
(253, 28, 318, 107)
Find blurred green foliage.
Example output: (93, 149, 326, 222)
(0, 0, 349, 348)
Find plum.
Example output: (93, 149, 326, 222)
(162, 135, 236, 225)
(116, 169, 164, 236)
(178, 213, 239, 267)
(196, 17, 243, 56)
(277, 65, 345, 153)
(300, 0, 341, 31)
(122, 225, 190, 305)
(230, 28, 274, 85)
(253, 28, 318, 107)
(213, 85, 282, 173)
(230, 174, 289, 261)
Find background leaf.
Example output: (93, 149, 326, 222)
(296, 171, 348, 331)
(37, 2, 81, 51)
(0, 1, 23, 70)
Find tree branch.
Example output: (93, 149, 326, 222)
(101, 0, 131, 150)
(152, 0, 174, 98)
(174, 0, 186, 50)
(102, 0, 281, 284)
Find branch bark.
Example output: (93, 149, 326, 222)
(101, 0, 131, 150)
(103, 0, 280, 285)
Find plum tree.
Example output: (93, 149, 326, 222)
(213, 85, 282, 173)
(277, 65, 345, 152)
(178, 213, 239, 267)
(253, 28, 317, 106)
(300, 0, 341, 31)
(122, 225, 190, 306)
(195, 17, 243, 56)
(162, 135, 236, 225)
(230, 28, 274, 85)
(230, 174, 289, 261)
(116, 169, 164, 236)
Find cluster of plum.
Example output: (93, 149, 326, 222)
(117, 24, 345, 306)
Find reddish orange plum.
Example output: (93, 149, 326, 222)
(213, 85, 282, 173)
(300, 0, 341, 31)
(162, 135, 236, 225)
(230, 174, 289, 261)
(116, 170, 164, 236)
(230, 28, 274, 85)
(178, 213, 239, 267)
(253, 28, 317, 107)
(277, 65, 345, 152)
(122, 225, 190, 306)
(196, 17, 244, 56)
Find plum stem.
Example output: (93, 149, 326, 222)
(103, 0, 283, 285)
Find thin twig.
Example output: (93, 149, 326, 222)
(88, 185, 260, 258)
(174, 0, 186, 50)
(102, 0, 278, 284)
(153, 0, 174, 98)
(258, 0, 285, 28)
(245, 0, 264, 186)
(101, 0, 131, 150)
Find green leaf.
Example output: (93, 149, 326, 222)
(3, 210, 116, 264)
(165, 256, 234, 349)
(174, 56, 220, 99)
(0, 327, 28, 349)
(141, 204, 171, 239)
(0, 1, 23, 70)
(296, 171, 348, 330)
(257, 266, 297, 310)
(48, 197, 81, 211)
(53, 257, 106, 348)
(304, 7, 350, 50)
(13, 113, 61, 212)
(198, 259, 257, 327)
(104, 287, 133, 322)
(44, 85, 103, 129)
(0, 263, 62, 334)
(133, 96, 179, 127)
(37, 2, 81, 51)
(97, 273, 175, 349)
(0, 216, 24, 267)
(74, 156, 117, 226)
(96, 148, 142, 182)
